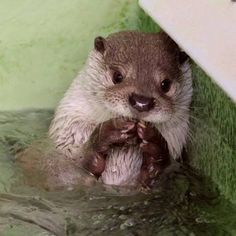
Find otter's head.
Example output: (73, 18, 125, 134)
(86, 31, 192, 125)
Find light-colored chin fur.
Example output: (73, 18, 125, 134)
(49, 50, 193, 186)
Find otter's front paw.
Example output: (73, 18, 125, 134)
(80, 118, 137, 178)
(139, 148, 170, 187)
(80, 151, 106, 179)
(137, 121, 162, 144)
(90, 118, 137, 154)
(137, 121, 170, 187)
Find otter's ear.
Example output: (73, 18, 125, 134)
(94, 36, 106, 53)
(160, 31, 189, 65)
(178, 51, 190, 65)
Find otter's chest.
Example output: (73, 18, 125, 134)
(100, 146, 143, 186)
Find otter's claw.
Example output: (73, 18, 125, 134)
(137, 121, 158, 143)
(121, 123, 136, 134)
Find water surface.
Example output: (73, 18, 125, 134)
(0, 110, 235, 236)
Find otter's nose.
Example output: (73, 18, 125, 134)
(128, 93, 155, 112)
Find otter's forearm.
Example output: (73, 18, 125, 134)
(49, 117, 96, 157)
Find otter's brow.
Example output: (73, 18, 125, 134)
(108, 64, 126, 73)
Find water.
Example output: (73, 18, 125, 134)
(0, 110, 235, 236)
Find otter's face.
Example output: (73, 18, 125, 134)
(91, 31, 191, 124)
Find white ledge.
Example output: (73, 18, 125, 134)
(139, 0, 236, 102)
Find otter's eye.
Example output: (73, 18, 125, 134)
(112, 71, 123, 84)
(160, 79, 172, 93)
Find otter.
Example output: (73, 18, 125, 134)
(47, 31, 193, 188)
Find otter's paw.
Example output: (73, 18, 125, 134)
(137, 122, 170, 188)
(90, 118, 137, 154)
(79, 151, 106, 179)
(137, 121, 162, 144)
(139, 145, 170, 188)
(140, 142, 170, 188)
(137, 120, 169, 164)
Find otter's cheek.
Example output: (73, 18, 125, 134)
(104, 98, 132, 118)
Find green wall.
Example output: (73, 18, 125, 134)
(0, 0, 138, 110)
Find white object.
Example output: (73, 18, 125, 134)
(139, 0, 236, 102)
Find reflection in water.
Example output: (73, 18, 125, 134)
(0, 110, 235, 236)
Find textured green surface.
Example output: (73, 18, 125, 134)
(189, 66, 236, 204)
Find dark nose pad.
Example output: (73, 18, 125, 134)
(128, 93, 155, 112)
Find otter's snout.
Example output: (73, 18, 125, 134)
(128, 93, 155, 112)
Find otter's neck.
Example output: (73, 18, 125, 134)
(157, 114, 190, 160)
